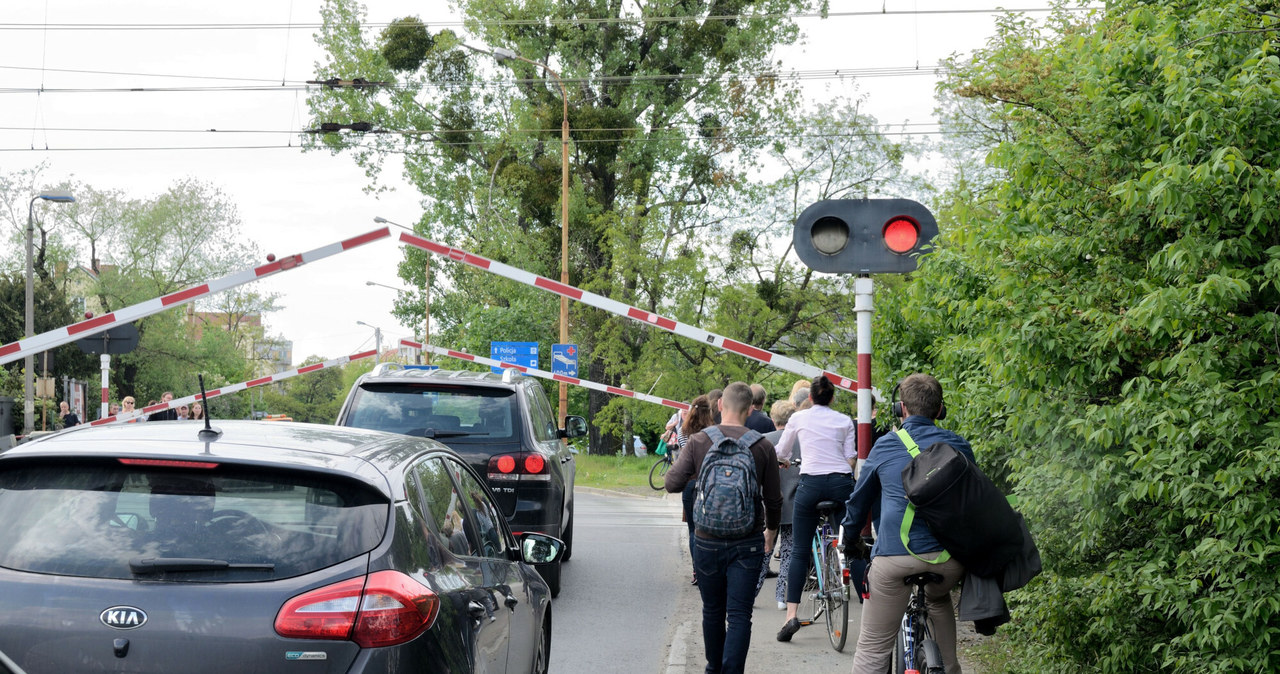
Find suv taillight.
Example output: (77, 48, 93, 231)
(275, 571, 439, 648)
(488, 452, 550, 482)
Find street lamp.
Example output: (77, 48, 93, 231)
(24, 190, 75, 436)
(356, 321, 383, 363)
(485, 45, 572, 427)
(374, 216, 430, 364)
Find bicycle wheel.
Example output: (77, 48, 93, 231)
(922, 637, 946, 674)
(648, 456, 669, 490)
(821, 540, 849, 652)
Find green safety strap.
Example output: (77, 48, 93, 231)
(896, 428, 952, 566)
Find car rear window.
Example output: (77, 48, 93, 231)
(345, 384, 517, 441)
(0, 459, 389, 582)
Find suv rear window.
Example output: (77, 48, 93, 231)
(0, 459, 388, 582)
(345, 384, 517, 441)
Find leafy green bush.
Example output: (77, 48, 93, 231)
(891, 2, 1280, 670)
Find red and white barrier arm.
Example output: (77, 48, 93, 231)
(0, 228, 391, 366)
(401, 339, 690, 412)
(398, 232, 861, 393)
(89, 349, 379, 426)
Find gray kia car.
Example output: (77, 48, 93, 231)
(0, 419, 562, 673)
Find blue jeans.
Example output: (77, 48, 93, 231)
(693, 533, 766, 674)
(786, 472, 855, 604)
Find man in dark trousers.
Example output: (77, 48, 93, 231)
(666, 382, 782, 674)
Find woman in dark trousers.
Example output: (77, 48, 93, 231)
(771, 376, 857, 641)
(680, 395, 715, 584)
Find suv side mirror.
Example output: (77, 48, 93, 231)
(519, 532, 565, 565)
(558, 415, 587, 439)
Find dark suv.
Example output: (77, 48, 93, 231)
(336, 365, 585, 596)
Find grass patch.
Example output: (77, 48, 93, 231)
(575, 453, 664, 491)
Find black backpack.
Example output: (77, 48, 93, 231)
(693, 426, 762, 538)
(897, 429, 1024, 578)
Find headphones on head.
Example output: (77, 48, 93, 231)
(890, 380, 946, 421)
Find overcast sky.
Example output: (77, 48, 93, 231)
(1, 1, 1050, 368)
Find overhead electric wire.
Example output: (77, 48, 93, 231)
(0, 121, 947, 135)
(0, 65, 948, 96)
(0, 127, 988, 153)
(0, 6, 1103, 31)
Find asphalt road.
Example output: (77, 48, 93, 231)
(551, 489, 862, 674)
(550, 489, 688, 673)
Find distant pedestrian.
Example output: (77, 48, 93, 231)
(707, 388, 723, 424)
(745, 384, 776, 434)
(191, 401, 205, 421)
(679, 395, 716, 585)
(176, 405, 190, 420)
(665, 382, 782, 674)
(790, 379, 811, 408)
(119, 397, 139, 420)
(108, 403, 121, 417)
(58, 401, 80, 429)
(147, 392, 178, 421)
(757, 400, 800, 607)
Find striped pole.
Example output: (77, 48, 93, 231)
(397, 231, 871, 395)
(401, 339, 690, 412)
(0, 227, 391, 366)
(90, 350, 378, 426)
(855, 277, 874, 465)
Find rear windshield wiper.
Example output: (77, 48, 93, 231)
(411, 429, 475, 438)
(129, 557, 275, 574)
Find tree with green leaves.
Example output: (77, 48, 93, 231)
(309, 0, 937, 450)
(883, 2, 1280, 670)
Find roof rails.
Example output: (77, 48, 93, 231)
(501, 368, 523, 384)
(370, 362, 403, 377)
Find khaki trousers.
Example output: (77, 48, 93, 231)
(850, 553, 965, 674)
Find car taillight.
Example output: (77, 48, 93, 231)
(488, 452, 550, 482)
(275, 571, 439, 648)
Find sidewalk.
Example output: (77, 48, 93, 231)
(662, 516, 981, 674)
(662, 513, 857, 673)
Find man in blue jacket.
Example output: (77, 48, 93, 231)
(843, 373, 974, 673)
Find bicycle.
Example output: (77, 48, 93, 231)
(796, 498, 850, 652)
(893, 572, 946, 674)
(647, 441, 677, 490)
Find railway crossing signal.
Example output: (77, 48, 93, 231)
(792, 198, 939, 274)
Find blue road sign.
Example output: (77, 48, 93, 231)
(552, 344, 578, 377)
(403, 365, 439, 371)
(490, 341, 538, 374)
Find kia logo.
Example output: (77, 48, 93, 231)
(100, 606, 147, 630)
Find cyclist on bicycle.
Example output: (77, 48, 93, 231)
(772, 375, 857, 642)
(843, 373, 974, 673)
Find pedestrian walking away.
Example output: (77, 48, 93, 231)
(679, 395, 716, 585)
(665, 382, 782, 674)
(844, 373, 974, 673)
(772, 375, 857, 642)
(756, 399, 800, 607)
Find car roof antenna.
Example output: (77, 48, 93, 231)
(196, 374, 221, 443)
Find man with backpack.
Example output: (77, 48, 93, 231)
(666, 381, 782, 674)
(843, 373, 974, 673)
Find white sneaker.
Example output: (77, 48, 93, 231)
(777, 602, 787, 610)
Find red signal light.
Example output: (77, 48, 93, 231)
(882, 216, 920, 254)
